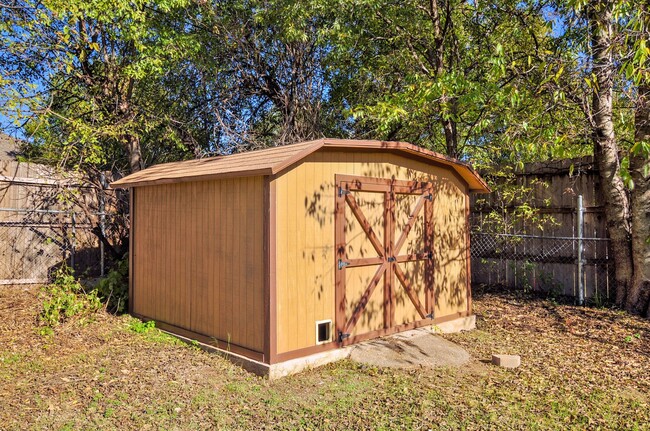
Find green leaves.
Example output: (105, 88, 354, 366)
(324, 0, 579, 165)
(40, 265, 102, 328)
(2, 0, 207, 175)
(620, 156, 634, 190)
(1, 0, 644, 186)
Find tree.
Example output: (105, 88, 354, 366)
(625, 3, 650, 314)
(562, 0, 650, 314)
(0, 0, 214, 258)
(583, 0, 634, 306)
(324, 0, 586, 166)
(186, 0, 330, 150)
(630, 82, 650, 315)
(0, 0, 207, 176)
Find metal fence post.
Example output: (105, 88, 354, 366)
(99, 173, 107, 277)
(70, 211, 76, 272)
(577, 195, 584, 305)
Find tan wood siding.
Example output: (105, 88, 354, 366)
(432, 177, 469, 317)
(132, 177, 265, 353)
(274, 151, 469, 354)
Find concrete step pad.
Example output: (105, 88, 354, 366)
(349, 327, 470, 369)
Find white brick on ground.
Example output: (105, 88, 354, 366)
(491, 354, 521, 368)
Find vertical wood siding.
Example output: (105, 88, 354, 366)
(274, 151, 469, 354)
(133, 177, 265, 353)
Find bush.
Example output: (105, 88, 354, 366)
(40, 266, 102, 328)
(95, 254, 129, 313)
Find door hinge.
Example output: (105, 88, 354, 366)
(338, 331, 350, 342)
(425, 312, 435, 320)
(427, 251, 433, 260)
(387, 256, 396, 262)
(338, 259, 350, 270)
(338, 187, 351, 197)
(424, 193, 433, 201)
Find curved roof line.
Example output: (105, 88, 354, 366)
(111, 138, 490, 192)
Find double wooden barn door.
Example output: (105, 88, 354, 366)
(335, 174, 435, 345)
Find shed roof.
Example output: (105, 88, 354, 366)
(111, 138, 490, 192)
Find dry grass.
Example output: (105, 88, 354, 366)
(1, 285, 648, 430)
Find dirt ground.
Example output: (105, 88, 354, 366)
(1, 284, 649, 430)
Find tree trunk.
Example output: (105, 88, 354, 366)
(628, 83, 650, 315)
(428, 0, 459, 158)
(127, 134, 143, 173)
(588, 0, 633, 306)
(443, 116, 458, 158)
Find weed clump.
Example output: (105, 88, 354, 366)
(95, 255, 129, 313)
(39, 266, 101, 330)
(128, 319, 155, 334)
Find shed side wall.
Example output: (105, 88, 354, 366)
(274, 151, 469, 355)
(133, 177, 265, 353)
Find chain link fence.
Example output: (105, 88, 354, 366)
(471, 232, 614, 303)
(469, 158, 616, 303)
(0, 208, 110, 285)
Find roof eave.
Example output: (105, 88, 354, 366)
(110, 167, 274, 188)
(109, 138, 491, 193)
(269, 138, 326, 175)
(318, 139, 490, 193)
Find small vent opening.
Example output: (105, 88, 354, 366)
(316, 320, 332, 344)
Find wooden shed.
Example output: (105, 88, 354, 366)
(112, 138, 489, 373)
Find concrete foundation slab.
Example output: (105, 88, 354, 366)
(163, 314, 474, 379)
(268, 347, 354, 379)
(434, 315, 476, 333)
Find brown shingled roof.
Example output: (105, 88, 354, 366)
(111, 138, 490, 192)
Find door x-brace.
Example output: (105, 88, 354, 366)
(334, 175, 435, 344)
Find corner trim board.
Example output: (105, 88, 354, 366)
(128, 188, 135, 315)
(466, 190, 472, 315)
(264, 177, 278, 364)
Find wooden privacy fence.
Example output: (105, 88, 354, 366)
(0, 160, 116, 285)
(470, 156, 614, 302)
